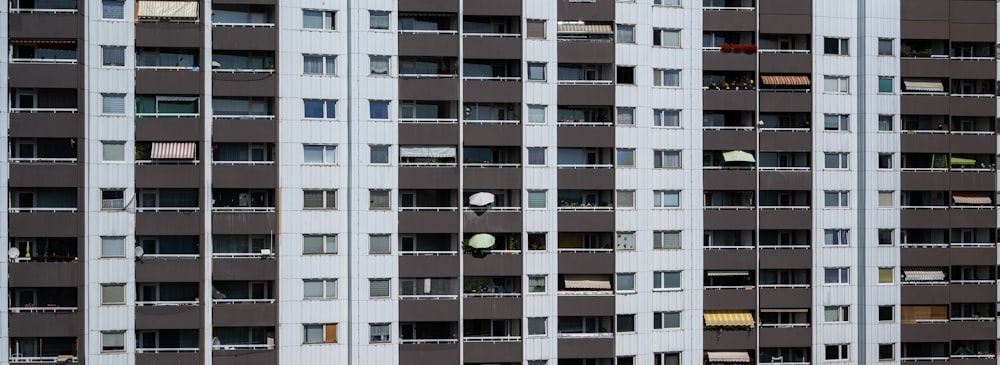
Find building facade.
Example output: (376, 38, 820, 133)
(1, 0, 999, 364)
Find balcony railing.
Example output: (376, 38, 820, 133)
(704, 245, 755, 250)
(398, 207, 459, 212)
(464, 119, 519, 125)
(464, 163, 521, 168)
(8, 207, 77, 213)
(136, 348, 199, 354)
(399, 250, 457, 256)
(758, 49, 810, 54)
(463, 292, 520, 298)
(463, 336, 521, 342)
(758, 166, 810, 171)
(759, 323, 810, 328)
(399, 294, 459, 300)
(462, 206, 521, 212)
(950, 279, 994, 285)
(9, 158, 78, 163)
(557, 290, 614, 296)
(399, 29, 458, 35)
(136, 207, 199, 213)
(759, 244, 810, 250)
(399, 162, 457, 167)
(213, 114, 275, 120)
(136, 300, 199, 307)
(211, 207, 276, 213)
(213, 68, 272, 74)
(144, 253, 200, 259)
(900, 243, 949, 248)
(557, 79, 614, 85)
(10, 58, 78, 64)
(136, 112, 200, 118)
(400, 73, 457, 79)
(557, 205, 613, 211)
(557, 164, 613, 169)
(9, 8, 78, 13)
(463, 76, 521, 81)
(211, 160, 275, 166)
(463, 32, 520, 38)
(10, 356, 79, 363)
(557, 332, 613, 338)
(399, 338, 458, 344)
(137, 65, 201, 71)
(212, 299, 275, 304)
(758, 284, 810, 289)
(952, 354, 996, 360)
(951, 316, 995, 322)
(136, 160, 200, 165)
(212, 344, 274, 351)
(10, 107, 78, 113)
(759, 206, 810, 210)
(399, 118, 458, 124)
(9, 306, 78, 313)
(212, 22, 275, 27)
(950, 242, 995, 248)
(900, 356, 948, 362)
(557, 119, 612, 126)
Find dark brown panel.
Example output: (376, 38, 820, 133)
(951, 23, 996, 42)
(136, 164, 202, 188)
(900, 209, 950, 229)
(9, 212, 80, 237)
(758, 326, 811, 348)
(759, 131, 812, 151)
(399, 34, 459, 57)
(400, 167, 460, 189)
(759, 171, 811, 190)
(950, 98, 996, 118)
(465, 80, 522, 103)
(399, 123, 460, 145)
(464, 0, 521, 15)
(951, 283, 996, 302)
(902, 323, 950, 342)
(212, 165, 276, 189)
(399, 78, 460, 101)
(704, 210, 755, 230)
(759, 53, 811, 74)
(9, 113, 81, 138)
(9, 262, 81, 287)
(557, 338, 614, 359)
(212, 212, 277, 235)
(901, 171, 949, 191)
(464, 341, 523, 363)
(950, 209, 996, 227)
(950, 247, 997, 265)
(759, 0, 811, 15)
(399, 211, 460, 233)
(463, 168, 523, 189)
(950, 321, 997, 340)
(759, 287, 811, 308)
(136, 69, 204, 94)
(703, 129, 756, 150)
(9, 164, 79, 187)
(557, 168, 614, 190)
(463, 124, 521, 146)
(704, 250, 756, 270)
(950, 172, 996, 191)
(464, 297, 522, 319)
(901, 95, 950, 116)
(557, 85, 614, 106)
(557, 211, 614, 232)
(901, 0, 950, 20)
(901, 21, 950, 39)
(704, 170, 755, 190)
(557, 0, 614, 21)
(703, 52, 756, 72)
(950, 59, 996, 80)
(703, 329, 756, 350)
(703, 11, 756, 31)
(8, 64, 79, 89)
(703, 90, 756, 111)
(557, 126, 614, 147)
(704, 289, 756, 310)
(399, 0, 458, 12)
(463, 37, 522, 59)
(135, 259, 204, 282)
(136, 23, 204, 48)
(212, 119, 277, 143)
(557, 296, 614, 316)
(900, 133, 949, 153)
(8, 13, 80, 38)
(136, 118, 203, 141)
(212, 350, 276, 365)
(901, 285, 950, 304)
(557, 42, 614, 64)
(900, 247, 950, 267)
(399, 344, 459, 365)
(950, 134, 996, 154)
(464, 211, 523, 233)
(901, 59, 950, 78)
(212, 26, 276, 50)
(558, 252, 614, 274)
(213, 303, 277, 326)
(212, 74, 277, 97)
(400, 299, 459, 321)
(137, 352, 204, 365)
(399, 255, 459, 277)
(136, 211, 203, 235)
(760, 249, 812, 269)
(9, 312, 81, 337)
(758, 15, 810, 34)
(759, 92, 811, 113)
(951, 0, 996, 22)
(464, 253, 523, 276)
(135, 305, 204, 329)
(759, 209, 811, 230)
(212, 259, 277, 281)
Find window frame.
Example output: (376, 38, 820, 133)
(824, 75, 850, 93)
(303, 234, 338, 255)
(824, 267, 850, 285)
(877, 38, 894, 56)
(369, 323, 391, 343)
(102, 0, 125, 20)
(369, 10, 390, 30)
(303, 279, 338, 299)
(101, 331, 126, 352)
(653, 190, 681, 208)
(653, 28, 681, 48)
(824, 190, 850, 208)
(653, 311, 681, 330)
(653, 109, 680, 127)
(824, 305, 850, 323)
(101, 45, 126, 67)
(303, 189, 337, 210)
(824, 152, 849, 169)
(824, 37, 849, 55)
(653, 68, 681, 87)
(303, 9, 336, 30)
(527, 62, 546, 81)
(303, 144, 337, 165)
(825, 344, 849, 361)
(653, 270, 681, 291)
(369, 144, 390, 164)
(101, 236, 126, 258)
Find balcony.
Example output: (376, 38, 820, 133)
(557, 274, 613, 297)
(8, 237, 77, 263)
(9, 188, 77, 213)
(704, 191, 755, 210)
(400, 322, 459, 345)
(9, 287, 77, 314)
(9, 4, 80, 39)
(211, 189, 275, 213)
(556, 190, 614, 211)
(137, 329, 200, 354)
(399, 234, 459, 256)
(759, 269, 811, 291)
(211, 327, 275, 351)
(901, 342, 949, 362)
(213, 97, 274, 120)
(557, 316, 613, 339)
(212, 235, 274, 259)
(399, 14, 459, 56)
(211, 5, 276, 50)
(400, 277, 459, 301)
(9, 337, 77, 364)
(9, 88, 78, 113)
(212, 281, 274, 305)
(464, 276, 520, 298)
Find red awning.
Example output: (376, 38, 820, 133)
(151, 142, 196, 159)
(760, 75, 811, 86)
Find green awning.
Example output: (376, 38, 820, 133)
(950, 157, 976, 166)
(468, 234, 496, 249)
(723, 150, 756, 163)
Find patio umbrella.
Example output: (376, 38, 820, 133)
(468, 192, 495, 207)
(467, 234, 496, 249)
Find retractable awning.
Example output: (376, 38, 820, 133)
(151, 142, 196, 159)
(760, 75, 811, 86)
(903, 270, 946, 281)
(903, 80, 945, 92)
(706, 271, 749, 277)
(557, 22, 614, 34)
(399, 146, 456, 158)
(706, 352, 751, 363)
(722, 150, 756, 163)
(564, 275, 612, 290)
(953, 193, 991, 205)
(950, 157, 977, 166)
(137, 0, 199, 19)
(704, 310, 754, 327)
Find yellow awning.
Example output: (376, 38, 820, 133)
(557, 22, 614, 34)
(704, 310, 754, 327)
(760, 75, 811, 86)
(137, 0, 199, 19)
(903, 80, 944, 92)
(564, 275, 611, 290)
(707, 352, 751, 363)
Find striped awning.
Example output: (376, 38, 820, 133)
(399, 146, 456, 158)
(557, 22, 614, 34)
(151, 142, 196, 159)
(137, 0, 199, 19)
(564, 275, 612, 290)
(706, 271, 749, 277)
(903, 80, 944, 92)
(707, 352, 751, 363)
(760, 75, 811, 86)
(704, 310, 754, 327)
(903, 270, 946, 281)
(953, 193, 991, 205)
(9, 39, 76, 44)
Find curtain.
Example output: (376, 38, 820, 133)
(370, 12, 389, 29)
(617, 25, 634, 43)
(528, 106, 546, 123)
(303, 56, 322, 74)
(102, 46, 125, 66)
(528, 148, 545, 165)
(370, 56, 389, 74)
(616, 107, 634, 125)
(324, 56, 336, 75)
(370, 146, 388, 163)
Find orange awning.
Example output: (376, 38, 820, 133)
(760, 75, 811, 86)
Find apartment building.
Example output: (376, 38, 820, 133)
(1, 0, 998, 364)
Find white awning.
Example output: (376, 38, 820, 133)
(137, 0, 199, 20)
(903, 80, 945, 92)
(903, 270, 946, 281)
(722, 150, 756, 163)
(557, 22, 614, 34)
(706, 271, 749, 277)
(151, 142, 196, 159)
(953, 193, 991, 205)
(564, 275, 611, 290)
(468, 192, 495, 207)
(707, 352, 751, 363)
(399, 146, 456, 158)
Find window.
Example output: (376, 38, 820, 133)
(825, 344, 849, 361)
(102, 93, 125, 115)
(102, 141, 126, 162)
(877, 115, 893, 131)
(877, 229, 893, 246)
(617, 314, 635, 332)
(102, 46, 125, 66)
(654, 0, 680, 5)
(654, 150, 681, 168)
(616, 148, 635, 167)
(654, 231, 681, 249)
(878, 305, 894, 321)
(878, 191, 894, 208)
(369, 278, 390, 298)
(653, 190, 680, 208)
(824, 152, 849, 169)
(653, 28, 681, 47)
(616, 190, 635, 208)
(878, 153, 892, 169)
(101, 236, 125, 258)
(304, 99, 336, 119)
(825, 191, 849, 208)
(878, 267, 894, 284)
(369, 189, 390, 210)
(526, 19, 545, 39)
(527, 190, 546, 209)
(824, 229, 849, 246)
(101, 331, 125, 352)
(303, 190, 336, 209)
(369, 100, 389, 119)
(102, 0, 125, 19)
(101, 284, 125, 305)
(527, 317, 546, 335)
(370, 145, 389, 164)
(878, 38, 893, 56)
(617, 66, 635, 84)
(528, 105, 546, 124)
(528, 275, 546, 293)
(303, 279, 337, 299)
(369, 234, 391, 254)
(370, 55, 389, 75)
(528, 361, 547, 365)
(653, 311, 681, 329)
(824, 267, 850, 284)
(101, 189, 125, 210)
(527, 147, 546, 165)
(303, 9, 335, 30)
(303, 145, 337, 165)
(303, 234, 337, 254)
(527, 63, 546, 81)
(303, 55, 336, 75)
(654, 69, 680, 87)
(654, 109, 680, 127)
(824, 37, 849, 55)
(878, 344, 894, 361)
(653, 271, 681, 290)
(369, 323, 390, 343)
(617, 24, 635, 43)
(824, 114, 849, 131)
(878, 77, 893, 93)
(824, 76, 849, 93)
(616, 273, 636, 292)
(369, 10, 389, 30)
(616, 107, 635, 125)
(304, 324, 338, 344)
(824, 305, 849, 322)
(654, 353, 681, 365)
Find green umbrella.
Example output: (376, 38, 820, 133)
(467, 234, 496, 249)
(950, 157, 976, 166)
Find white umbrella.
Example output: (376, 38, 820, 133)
(468, 192, 495, 207)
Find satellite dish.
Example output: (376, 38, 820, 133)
(134, 246, 145, 259)
(7, 247, 20, 259)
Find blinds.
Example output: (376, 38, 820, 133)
(616, 190, 634, 208)
(369, 279, 390, 297)
(102, 94, 125, 114)
(102, 0, 125, 19)
(878, 192, 894, 207)
(102, 46, 125, 66)
(654, 231, 681, 249)
(303, 191, 325, 208)
(369, 235, 390, 254)
(527, 191, 546, 208)
(526, 20, 545, 38)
